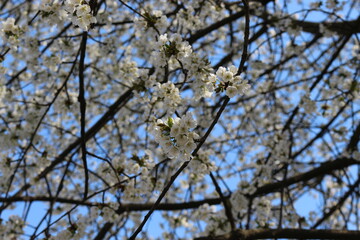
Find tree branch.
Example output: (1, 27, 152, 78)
(195, 228, 360, 240)
(250, 157, 358, 197)
(78, 31, 89, 200)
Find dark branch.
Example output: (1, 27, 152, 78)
(195, 228, 360, 240)
(78, 31, 89, 200)
(250, 157, 358, 197)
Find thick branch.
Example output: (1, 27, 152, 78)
(187, 0, 272, 44)
(250, 157, 358, 197)
(187, 5, 359, 49)
(195, 228, 360, 240)
(0, 196, 223, 212)
(292, 17, 360, 35)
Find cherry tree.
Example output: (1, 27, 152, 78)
(0, 0, 360, 239)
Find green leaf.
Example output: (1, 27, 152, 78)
(167, 117, 174, 128)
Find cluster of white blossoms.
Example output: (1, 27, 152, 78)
(189, 149, 217, 180)
(65, 0, 97, 31)
(215, 65, 251, 98)
(39, 0, 60, 12)
(175, 5, 203, 33)
(0, 216, 25, 239)
(230, 192, 272, 228)
(153, 112, 198, 160)
(204, 209, 231, 236)
(153, 82, 182, 113)
(184, 54, 216, 99)
(97, 151, 155, 187)
(48, 216, 88, 240)
(115, 58, 140, 86)
(253, 197, 272, 227)
(53, 90, 79, 114)
(230, 189, 248, 217)
(134, 9, 168, 34)
(38, 0, 66, 25)
(0, 86, 6, 110)
(0, 18, 23, 47)
(43, 54, 62, 72)
(150, 33, 192, 67)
